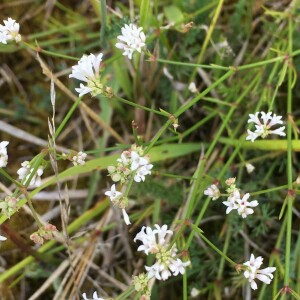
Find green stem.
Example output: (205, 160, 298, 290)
(21, 41, 79, 61)
(55, 97, 82, 139)
(217, 224, 231, 279)
(284, 13, 294, 286)
(0, 169, 23, 187)
(22, 190, 43, 228)
(112, 95, 166, 116)
(190, 224, 236, 266)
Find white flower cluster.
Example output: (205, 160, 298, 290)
(72, 151, 87, 166)
(17, 161, 44, 187)
(246, 111, 285, 142)
(108, 145, 153, 184)
(243, 254, 276, 290)
(134, 224, 190, 281)
(82, 291, 104, 300)
(204, 178, 258, 218)
(69, 53, 103, 97)
(115, 23, 146, 59)
(0, 141, 9, 168)
(0, 18, 21, 44)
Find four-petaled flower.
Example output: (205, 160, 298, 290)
(243, 254, 276, 290)
(115, 23, 146, 59)
(105, 184, 122, 201)
(246, 111, 285, 142)
(69, 53, 104, 97)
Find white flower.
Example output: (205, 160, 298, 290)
(0, 234, 7, 241)
(134, 164, 153, 182)
(0, 18, 21, 44)
(223, 190, 258, 218)
(243, 254, 276, 290)
(191, 287, 200, 298)
(130, 151, 149, 171)
(0, 141, 9, 168)
(69, 53, 103, 97)
(115, 23, 146, 59)
(204, 184, 220, 200)
(72, 151, 87, 166)
(222, 196, 238, 214)
(169, 258, 190, 276)
(104, 184, 122, 201)
(134, 224, 173, 255)
(17, 161, 44, 187)
(235, 192, 258, 218)
(109, 146, 153, 184)
(188, 82, 197, 93)
(246, 111, 285, 142)
(82, 291, 104, 300)
(246, 163, 255, 174)
(134, 224, 190, 281)
(134, 226, 160, 255)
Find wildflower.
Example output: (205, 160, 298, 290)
(246, 163, 255, 174)
(0, 195, 19, 218)
(82, 292, 104, 300)
(204, 184, 220, 200)
(191, 287, 200, 298)
(0, 141, 9, 168)
(17, 161, 44, 187)
(134, 224, 173, 255)
(107, 145, 153, 184)
(222, 196, 238, 214)
(188, 82, 197, 93)
(169, 258, 191, 276)
(246, 111, 285, 142)
(105, 184, 122, 201)
(223, 189, 258, 218)
(105, 185, 131, 225)
(0, 235, 7, 241)
(243, 254, 276, 290)
(134, 224, 190, 280)
(69, 53, 104, 97)
(0, 18, 21, 44)
(130, 151, 149, 171)
(115, 23, 146, 59)
(30, 224, 57, 244)
(72, 151, 87, 166)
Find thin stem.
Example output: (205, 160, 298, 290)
(21, 41, 79, 61)
(22, 189, 43, 228)
(284, 12, 294, 286)
(191, 224, 236, 266)
(55, 97, 82, 139)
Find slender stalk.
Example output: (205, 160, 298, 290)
(21, 41, 79, 61)
(55, 96, 82, 139)
(191, 224, 236, 266)
(284, 12, 294, 287)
